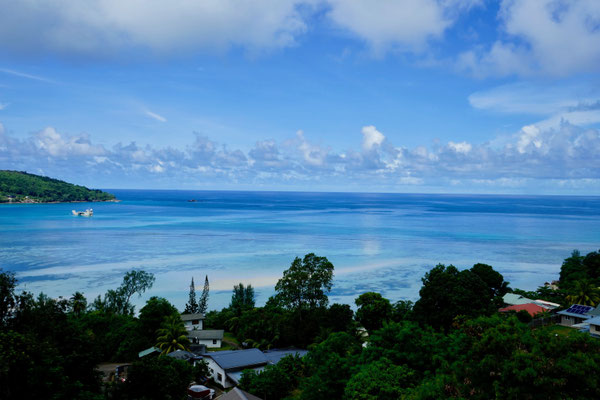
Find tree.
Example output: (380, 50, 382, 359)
(300, 332, 362, 400)
(565, 279, 600, 306)
(94, 269, 155, 315)
(355, 292, 392, 332)
(470, 263, 510, 306)
(156, 314, 190, 354)
(184, 277, 198, 314)
(559, 250, 585, 288)
(0, 269, 16, 326)
(69, 291, 87, 317)
(344, 358, 414, 400)
(139, 297, 179, 348)
(230, 283, 256, 316)
(412, 264, 497, 330)
(275, 253, 334, 311)
(198, 275, 209, 314)
(124, 356, 194, 400)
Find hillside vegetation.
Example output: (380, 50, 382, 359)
(0, 170, 116, 203)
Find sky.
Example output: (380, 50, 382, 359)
(1, 0, 600, 194)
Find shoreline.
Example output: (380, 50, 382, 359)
(0, 199, 120, 205)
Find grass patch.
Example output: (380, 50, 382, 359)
(543, 324, 580, 337)
(210, 332, 241, 352)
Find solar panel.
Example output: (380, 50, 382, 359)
(565, 305, 593, 314)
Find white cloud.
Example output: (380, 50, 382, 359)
(2, 122, 600, 192)
(459, 0, 600, 77)
(326, 0, 452, 54)
(0, 68, 56, 83)
(0, 0, 310, 56)
(361, 125, 385, 150)
(0, 103, 7, 110)
(144, 110, 167, 122)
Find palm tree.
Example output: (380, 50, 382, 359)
(565, 280, 600, 306)
(69, 291, 87, 317)
(156, 314, 190, 355)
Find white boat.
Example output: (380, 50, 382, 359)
(72, 208, 93, 217)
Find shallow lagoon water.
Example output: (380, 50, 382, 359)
(1, 190, 600, 311)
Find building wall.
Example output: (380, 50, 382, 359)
(591, 324, 600, 335)
(184, 320, 203, 331)
(205, 358, 234, 388)
(197, 338, 221, 348)
(560, 315, 585, 327)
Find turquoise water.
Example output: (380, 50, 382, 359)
(1, 190, 600, 311)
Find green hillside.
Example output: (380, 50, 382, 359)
(0, 170, 116, 203)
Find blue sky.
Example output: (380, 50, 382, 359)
(1, 0, 600, 194)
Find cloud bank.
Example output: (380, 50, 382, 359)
(2, 121, 600, 193)
(1, 0, 597, 77)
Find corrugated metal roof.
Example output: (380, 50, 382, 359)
(181, 313, 205, 321)
(188, 329, 224, 340)
(138, 347, 160, 358)
(205, 349, 267, 370)
(502, 293, 534, 306)
(217, 387, 263, 400)
(498, 303, 546, 317)
(263, 349, 308, 364)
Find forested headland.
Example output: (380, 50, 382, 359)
(0, 170, 116, 203)
(2, 250, 600, 399)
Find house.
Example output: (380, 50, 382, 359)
(204, 348, 308, 388)
(587, 316, 600, 337)
(556, 304, 595, 326)
(189, 329, 224, 348)
(204, 349, 268, 388)
(216, 387, 262, 400)
(181, 313, 205, 330)
(499, 303, 547, 317)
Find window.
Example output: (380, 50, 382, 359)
(192, 319, 199, 325)
(217, 373, 222, 382)
(213, 339, 217, 344)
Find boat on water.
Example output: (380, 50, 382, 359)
(72, 208, 93, 217)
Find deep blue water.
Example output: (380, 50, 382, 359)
(1, 190, 599, 310)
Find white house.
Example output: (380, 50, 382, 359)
(204, 349, 268, 388)
(181, 313, 204, 331)
(556, 304, 594, 326)
(587, 316, 600, 337)
(189, 329, 224, 348)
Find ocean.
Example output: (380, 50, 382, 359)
(1, 190, 599, 311)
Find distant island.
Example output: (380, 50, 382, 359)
(0, 170, 116, 203)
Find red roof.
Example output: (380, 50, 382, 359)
(498, 303, 547, 317)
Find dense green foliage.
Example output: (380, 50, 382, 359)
(0, 170, 115, 203)
(3, 249, 600, 399)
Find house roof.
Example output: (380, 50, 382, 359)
(138, 347, 160, 358)
(586, 306, 600, 317)
(188, 329, 224, 340)
(167, 349, 203, 361)
(181, 313, 205, 321)
(205, 349, 267, 371)
(502, 293, 534, 306)
(217, 387, 263, 400)
(587, 316, 600, 326)
(263, 348, 309, 364)
(499, 303, 547, 317)
(557, 304, 595, 319)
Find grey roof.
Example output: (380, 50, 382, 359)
(503, 293, 534, 306)
(205, 349, 267, 370)
(217, 387, 262, 400)
(586, 307, 600, 317)
(188, 329, 224, 340)
(181, 313, 205, 321)
(587, 316, 600, 326)
(166, 349, 203, 361)
(263, 349, 308, 364)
